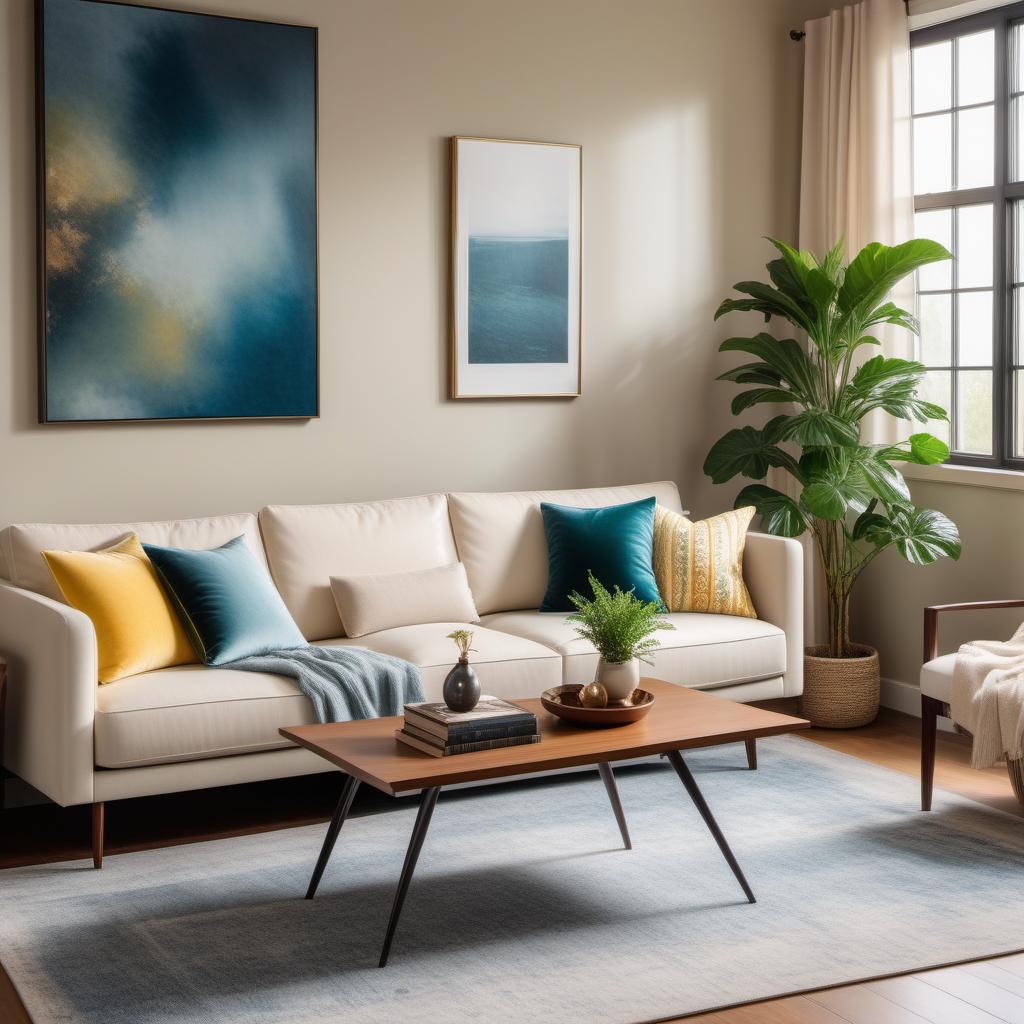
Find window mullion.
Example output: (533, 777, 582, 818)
(995, 16, 1010, 465)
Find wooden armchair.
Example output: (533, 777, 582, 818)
(920, 600, 1024, 811)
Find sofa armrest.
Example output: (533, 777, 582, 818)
(743, 533, 804, 698)
(0, 579, 97, 806)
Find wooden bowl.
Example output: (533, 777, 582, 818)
(541, 685, 655, 727)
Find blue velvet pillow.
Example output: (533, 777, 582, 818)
(539, 497, 665, 612)
(144, 536, 306, 665)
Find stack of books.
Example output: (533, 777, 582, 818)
(395, 697, 540, 757)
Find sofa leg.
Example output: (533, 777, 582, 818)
(921, 696, 941, 812)
(744, 739, 757, 771)
(91, 802, 104, 869)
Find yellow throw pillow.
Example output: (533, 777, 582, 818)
(43, 534, 196, 683)
(652, 505, 757, 618)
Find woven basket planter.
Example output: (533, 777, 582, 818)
(802, 643, 880, 729)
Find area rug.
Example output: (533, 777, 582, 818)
(3, 736, 1024, 1024)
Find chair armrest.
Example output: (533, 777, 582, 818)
(0, 579, 97, 806)
(743, 532, 804, 697)
(923, 599, 1024, 663)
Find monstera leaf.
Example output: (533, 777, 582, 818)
(703, 418, 798, 484)
(778, 409, 860, 447)
(837, 239, 952, 327)
(876, 433, 950, 466)
(872, 507, 962, 564)
(719, 335, 819, 401)
(799, 453, 871, 520)
(734, 484, 807, 537)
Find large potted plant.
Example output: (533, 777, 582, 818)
(705, 238, 961, 727)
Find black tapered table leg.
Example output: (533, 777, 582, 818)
(665, 749, 756, 904)
(597, 762, 632, 850)
(379, 786, 441, 967)
(306, 774, 361, 899)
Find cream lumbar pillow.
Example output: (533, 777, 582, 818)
(330, 562, 480, 638)
(652, 505, 757, 618)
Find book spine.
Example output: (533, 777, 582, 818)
(442, 733, 541, 755)
(440, 715, 537, 738)
(403, 720, 538, 744)
(394, 730, 443, 757)
(403, 707, 536, 736)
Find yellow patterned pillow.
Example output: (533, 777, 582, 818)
(43, 533, 196, 683)
(652, 505, 757, 618)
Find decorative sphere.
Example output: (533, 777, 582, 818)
(578, 682, 608, 708)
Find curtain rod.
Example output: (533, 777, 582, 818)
(790, 0, 908, 37)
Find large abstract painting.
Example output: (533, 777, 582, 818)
(37, 0, 318, 423)
(450, 137, 581, 399)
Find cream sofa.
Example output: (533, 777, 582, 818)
(0, 481, 802, 861)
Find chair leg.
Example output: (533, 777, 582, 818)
(92, 801, 104, 869)
(744, 738, 757, 771)
(921, 695, 941, 812)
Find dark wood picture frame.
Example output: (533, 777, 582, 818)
(35, 0, 320, 424)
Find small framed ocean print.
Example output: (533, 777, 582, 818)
(36, 0, 318, 423)
(450, 137, 582, 399)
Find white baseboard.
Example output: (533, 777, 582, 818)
(880, 676, 956, 732)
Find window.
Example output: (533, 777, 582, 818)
(911, 8, 1024, 467)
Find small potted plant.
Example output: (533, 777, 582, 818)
(567, 571, 674, 702)
(443, 629, 480, 712)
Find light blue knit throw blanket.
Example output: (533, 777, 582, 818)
(229, 645, 424, 723)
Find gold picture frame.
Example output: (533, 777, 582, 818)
(449, 137, 582, 399)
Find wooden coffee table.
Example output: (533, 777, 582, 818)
(281, 678, 808, 966)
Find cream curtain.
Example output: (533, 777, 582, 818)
(780, 0, 914, 643)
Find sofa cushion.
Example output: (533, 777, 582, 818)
(330, 563, 480, 638)
(448, 481, 684, 616)
(480, 610, 786, 690)
(94, 624, 563, 768)
(1, 513, 266, 603)
(259, 494, 458, 641)
(921, 653, 956, 703)
(324, 623, 562, 702)
(94, 664, 316, 768)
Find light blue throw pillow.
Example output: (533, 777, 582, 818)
(144, 536, 306, 665)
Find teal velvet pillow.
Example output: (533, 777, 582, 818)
(539, 497, 666, 613)
(144, 536, 306, 665)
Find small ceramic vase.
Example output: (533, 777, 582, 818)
(595, 657, 640, 703)
(443, 657, 481, 712)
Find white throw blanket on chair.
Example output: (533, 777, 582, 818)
(951, 623, 1024, 769)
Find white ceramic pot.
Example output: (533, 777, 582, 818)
(595, 657, 641, 703)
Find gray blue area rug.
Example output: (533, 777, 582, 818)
(3, 736, 1024, 1024)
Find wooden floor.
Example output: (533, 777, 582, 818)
(1, 704, 1021, 1024)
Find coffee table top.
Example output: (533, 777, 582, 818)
(281, 679, 808, 796)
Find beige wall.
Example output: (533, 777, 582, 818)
(852, 478, 1024, 692)
(0, 0, 830, 528)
